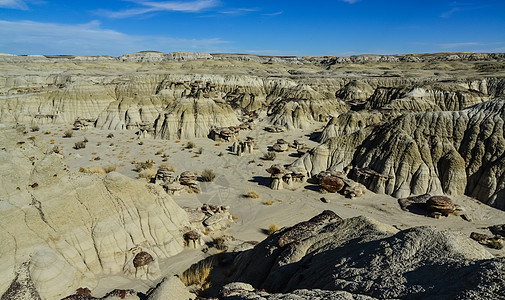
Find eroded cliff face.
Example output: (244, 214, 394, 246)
(292, 98, 505, 209)
(1, 52, 504, 140)
(0, 128, 190, 299)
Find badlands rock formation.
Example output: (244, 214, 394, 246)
(225, 211, 505, 299)
(2, 51, 505, 139)
(0, 127, 191, 299)
(292, 98, 505, 208)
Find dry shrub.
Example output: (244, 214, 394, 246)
(268, 223, 281, 235)
(262, 151, 276, 161)
(244, 190, 260, 199)
(135, 160, 154, 172)
(159, 163, 176, 172)
(30, 125, 39, 132)
(186, 141, 195, 149)
(90, 167, 106, 174)
(155, 149, 164, 155)
(107, 133, 114, 138)
(63, 129, 73, 138)
(138, 168, 156, 179)
(201, 169, 216, 182)
(263, 200, 274, 206)
(74, 141, 86, 149)
(80, 167, 106, 174)
(180, 257, 215, 295)
(103, 165, 117, 173)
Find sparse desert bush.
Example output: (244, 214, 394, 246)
(155, 149, 164, 155)
(262, 151, 276, 161)
(30, 125, 39, 132)
(201, 169, 216, 182)
(244, 190, 260, 199)
(268, 223, 281, 235)
(83, 137, 88, 143)
(44, 130, 51, 135)
(107, 133, 114, 138)
(218, 152, 224, 157)
(96, 142, 101, 146)
(63, 129, 73, 138)
(138, 141, 144, 145)
(159, 163, 175, 172)
(186, 141, 195, 149)
(79, 167, 107, 174)
(180, 258, 215, 295)
(74, 141, 86, 149)
(135, 160, 154, 172)
(103, 165, 117, 173)
(213, 236, 227, 251)
(263, 200, 274, 206)
(196, 147, 204, 154)
(215, 142, 221, 146)
(138, 168, 156, 179)
(488, 239, 504, 250)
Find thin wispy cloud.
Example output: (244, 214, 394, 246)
(440, 2, 490, 18)
(263, 11, 283, 16)
(0, 19, 228, 55)
(0, 0, 28, 10)
(98, 0, 219, 18)
(341, 0, 359, 4)
(219, 8, 257, 15)
(441, 7, 460, 18)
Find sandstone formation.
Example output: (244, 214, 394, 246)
(226, 211, 505, 299)
(2, 52, 505, 141)
(0, 128, 191, 299)
(292, 98, 505, 208)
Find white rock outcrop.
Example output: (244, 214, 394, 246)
(0, 128, 191, 299)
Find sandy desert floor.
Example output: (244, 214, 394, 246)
(26, 121, 505, 296)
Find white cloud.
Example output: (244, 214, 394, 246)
(441, 7, 460, 18)
(98, 0, 219, 18)
(0, 19, 228, 56)
(0, 0, 28, 9)
(263, 11, 283, 16)
(219, 8, 257, 15)
(341, 0, 359, 4)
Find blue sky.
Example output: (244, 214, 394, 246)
(1, 0, 504, 56)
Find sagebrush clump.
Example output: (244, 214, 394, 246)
(63, 129, 73, 138)
(268, 223, 281, 235)
(262, 151, 276, 161)
(201, 169, 216, 182)
(244, 190, 260, 199)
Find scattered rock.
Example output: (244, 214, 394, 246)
(264, 125, 285, 133)
(133, 252, 154, 268)
(320, 176, 344, 193)
(426, 196, 456, 216)
(272, 139, 289, 152)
